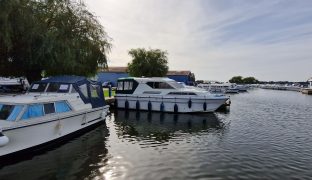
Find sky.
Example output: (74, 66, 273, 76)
(85, 0, 312, 82)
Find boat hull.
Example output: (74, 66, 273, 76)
(115, 96, 228, 113)
(0, 106, 109, 157)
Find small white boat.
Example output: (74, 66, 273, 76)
(0, 76, 109, 158)
(197, 83, 240, 94)
(302, 77, 312, 95)
(0, 77, 29, 93)
(115, 77, 229, 113)
(236, 85, 248, 92)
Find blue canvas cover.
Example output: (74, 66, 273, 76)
(35, 75, 105, 108)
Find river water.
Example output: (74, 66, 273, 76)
(0, 89, 312, 179)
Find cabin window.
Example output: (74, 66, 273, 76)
(55, 101, 71, 113)
(147, 82, 173, 89)
(0, 104, 23, 121)
(168, 92, 197, 95)
(143, 91, 161, 94)
(46, 83, 59, 92)
(79, 84, 89, 98)
(59, 84, 70, 93)
(22, 104, 44, 120)
(117, 81, 123, 90)
(29, 83, 47, 92)
(44, 103, 55, 114)
(71, 86, 77, 93)
(46, 83, 70, 93)
(124, 81, 129, 90)
(90, 85, 100, 98)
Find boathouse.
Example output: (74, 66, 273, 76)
(97, 67, 129, 87)
(167, 71, 195, 86)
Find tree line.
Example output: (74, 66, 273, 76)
(229, 76, 259, 84)
(0, 0, 111, 82)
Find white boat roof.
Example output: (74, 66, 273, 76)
(119, 77, 175, 82)
(0, 93, 76, 104)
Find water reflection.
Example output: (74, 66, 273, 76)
(0, 124, 109, 180)
(114, 110, 225, 143)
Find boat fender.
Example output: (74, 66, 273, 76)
(160, 102, 165, 112)
(125, 100, 129, 110)
(148, 101, 152, 112)
(0, 132, 9, 147)
(115, 99, 118, 108)
(174, 104, 178, 113)
(203, 102, 207, 111)
(188, 99, 192, 108)
(136, 100, 140, 110)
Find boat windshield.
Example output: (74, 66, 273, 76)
(0, 104, 23, 121)
(168, 82, 185, 89)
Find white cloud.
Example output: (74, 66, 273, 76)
(85, 0, 312, 81)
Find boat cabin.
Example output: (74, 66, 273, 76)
(116, 77, 200, 96)
(0, 76, 105, 122)
(29, 76, 105, 108)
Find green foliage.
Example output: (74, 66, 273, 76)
(229, 76, 243, 83)
(229, 76, 259, 84)
(243, 77, 259, 84)
(0, 0, 111, 82)
(127, 48, 169, 77)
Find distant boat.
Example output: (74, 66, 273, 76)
(0, 77, 29, 93)
(0, 76, 109, 158)
(197, 83, 240, 94)
(115, 77, 229, 113)
(302, 77, 312, 95)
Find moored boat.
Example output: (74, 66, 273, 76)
(302, 77, 312, 95)
(115, 77, 229, 113)
(0, 76, 109, 158)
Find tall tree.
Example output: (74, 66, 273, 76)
(243, 77, 259, 84)
(229, 76, 243, 84)
(127, 48, 169, 77)
(0, 0, 111, 82)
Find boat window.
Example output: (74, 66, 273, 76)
(90, 84, 100, 98)
(168, 82, 185, 89)
(143, 91, 162, 94)
(46, 83, 69, 93)
(29, 83, 47, 92)
(147, 82, 173, 89)
(168, 92, 197, 95)
(55, 101, 71, 113)
(71, 86, 77, 93)
(0, 104, 23, 121)
(22, 104, 44, 120)
(58, 84, 70, 93)
(117, 81, 123, 90)
(79, 84, 89, 98)
(44, 103, 55, 114)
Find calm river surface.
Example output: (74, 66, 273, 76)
(1, 89, 312, 179)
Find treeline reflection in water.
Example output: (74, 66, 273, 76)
(113, 109, 229, 146)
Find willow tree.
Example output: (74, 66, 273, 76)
(0, 0, 111, 82)
(127, 48, 169, 77)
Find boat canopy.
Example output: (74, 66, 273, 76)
(31, 76, 105, 108)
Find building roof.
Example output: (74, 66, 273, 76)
(99, 66, 128, 73)
(167, 70, 192, 76)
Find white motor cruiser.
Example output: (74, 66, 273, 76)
(115, 77, 229, 113)
(0, 76, 109, 158)
(197, 83, 240, 94)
